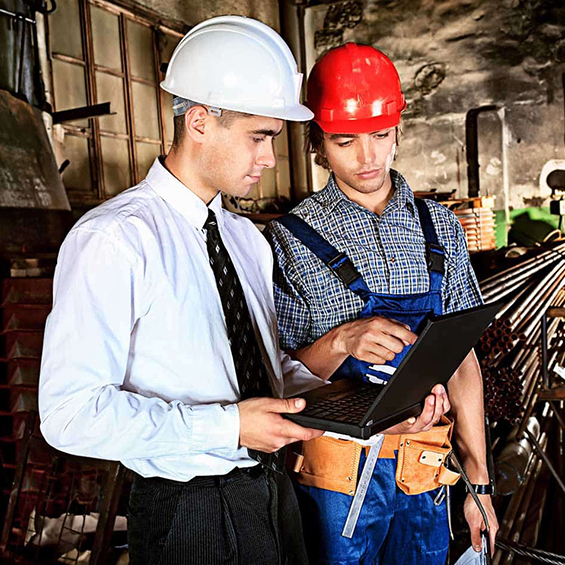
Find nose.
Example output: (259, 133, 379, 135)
(257, 138, 277, 169)
(357, 136, 376, 165)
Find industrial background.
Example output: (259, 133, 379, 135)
(0, 0, 564, 563)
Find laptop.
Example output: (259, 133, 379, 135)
(284, 302, 500, 439)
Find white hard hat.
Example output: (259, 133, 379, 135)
(160, 15, 313, 122)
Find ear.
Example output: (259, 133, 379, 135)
(184, 105, 209, 144)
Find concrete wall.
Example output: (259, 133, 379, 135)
(304, 0, 565, 214)
(135, 0, 280, 30)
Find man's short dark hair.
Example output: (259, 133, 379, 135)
(306, 121, 330, 170)
(172, 114, 186, 149)
(171, 106, 253, 151)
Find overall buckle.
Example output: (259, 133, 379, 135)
(426, 243, 445, 275)
(328, 253, 361, 286)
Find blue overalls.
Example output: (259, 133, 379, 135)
(276, 199, 450, 565)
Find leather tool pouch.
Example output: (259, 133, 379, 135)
(395, 416, 460, 495)
(290, 436, 362, 496)
(289, 417, 460, 497)
(289, 434, 399, 496)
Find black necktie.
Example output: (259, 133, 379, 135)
(204, 209, 284, 472)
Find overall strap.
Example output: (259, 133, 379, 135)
(414, 198, 445, 292)
(275, 214, 372, 298)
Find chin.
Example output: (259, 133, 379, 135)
(231, 184, 254, 199)
(355, 177, 387, 193)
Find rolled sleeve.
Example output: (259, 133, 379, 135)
(443, 217, 484, 313)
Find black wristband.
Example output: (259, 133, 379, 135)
(466, 483, 494, 495)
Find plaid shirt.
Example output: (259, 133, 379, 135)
(264, 170, 483, 350)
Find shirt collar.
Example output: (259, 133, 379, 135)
(316, 169, 415, 217)
(386, 169, 416, 216)
(145, 157, 224, 229)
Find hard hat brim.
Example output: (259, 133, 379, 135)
(161, 81, 313, 122)
(253, 104, 314, 122)
(315, 112, 401, 134)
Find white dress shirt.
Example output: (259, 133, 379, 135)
(39, 158, 323, 481)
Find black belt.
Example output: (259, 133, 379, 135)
(135, 464, 265, 488)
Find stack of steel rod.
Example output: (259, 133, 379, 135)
(473, 242, 565, 565)
(477, 243, 565, 424)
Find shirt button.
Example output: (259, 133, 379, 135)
(390, 256, 396, 263)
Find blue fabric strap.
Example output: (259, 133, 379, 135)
(414, 198, 445, 292)
(276, 200, 445, 297)
(275, 214, 372, 297)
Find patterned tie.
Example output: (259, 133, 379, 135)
(204, 209, 284, 473)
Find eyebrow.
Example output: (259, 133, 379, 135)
(329, 133, 357, 140)
(251, 128, 283, 137)
(329, 129, 392, 140)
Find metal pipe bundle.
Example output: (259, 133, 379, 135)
(477, 247, 565, 424)
(476, 244, 565, 564)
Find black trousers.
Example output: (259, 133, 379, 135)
(128, 465, 309, 565)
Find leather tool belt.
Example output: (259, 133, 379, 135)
(289, 416, 460, 496)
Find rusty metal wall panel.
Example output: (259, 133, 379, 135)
(49, 0, 83, 60)
(51, 58, 88, 126)
(127, 19, 154, 81)
(0, 89, 70, 209)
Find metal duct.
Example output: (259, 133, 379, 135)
(0, 89, 72, 258)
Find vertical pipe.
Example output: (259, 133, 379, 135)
(465, 108, 480, 198)
(17, 16, 27, 97)
(152, 28, 166, 157)
(557, 401, 564, 554)
(562, 73, 565, 153)
(120, 14, 137, 187)
(525, 417, 565, 495)
(465, 105, 497, 198)
(499, 107, 511, 238)
(542, 312, 548, 388)
(80, 0, 103, 197)
(279, 0, 312, 203)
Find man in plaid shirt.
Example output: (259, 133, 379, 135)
(265, 44, 498, 565)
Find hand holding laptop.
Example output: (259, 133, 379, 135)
(239, 397, 324, 452)
(383, 383, 450, 435)
(324, 383, 451, 442)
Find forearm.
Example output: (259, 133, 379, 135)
(280, 350, 328, 396)
(289, 315, 415, 380)
(447, 349, 490, 483)
(39, 382, 240, 461)
(39, 302, 239, 461)
(289, 326, 348, 381)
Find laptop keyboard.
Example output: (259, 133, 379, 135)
(301, 382, 383, 423)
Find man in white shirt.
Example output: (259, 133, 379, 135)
(39, 16, 324, 565)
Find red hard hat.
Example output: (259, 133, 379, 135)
(306, 43, 406, 134)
